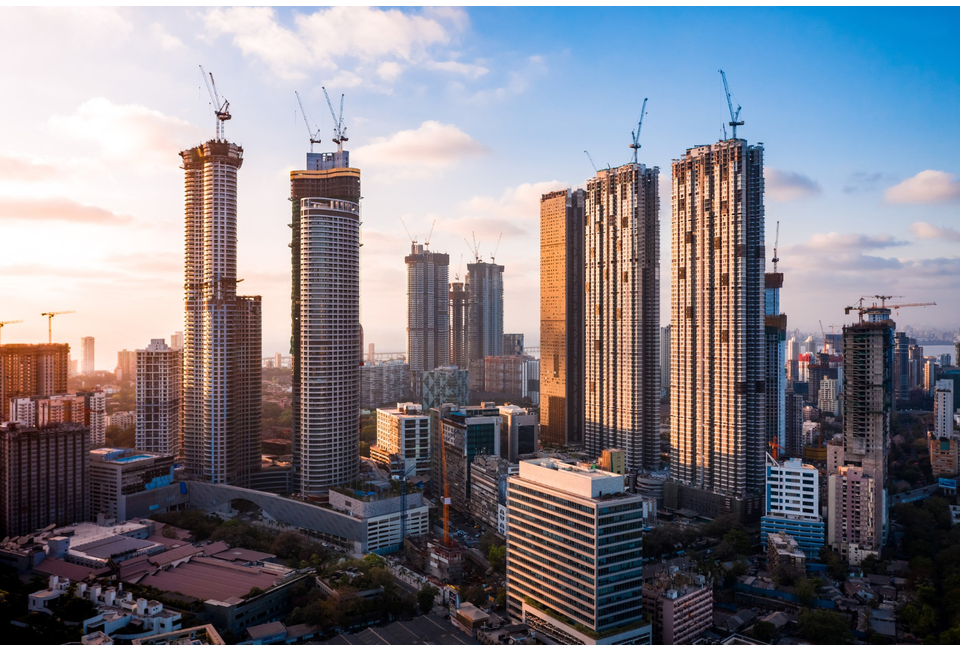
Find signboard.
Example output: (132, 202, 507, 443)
(939, 477, 957, 490)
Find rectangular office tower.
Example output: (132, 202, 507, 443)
(671, 139, 766, 498)
(290, 151, 361, 496)
(765, 272, 787, 452)
(406, 244, 450, 398)
(539, 189, 585, 448)
(466, 260, 504, 363)
(180, 140, 262, 487)
(584, 163, 660, 473)
(136, 339, 182, 456)
(506, 458, 651, 645)
(449, 281, 468, 369)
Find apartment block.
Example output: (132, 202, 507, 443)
(584, 163, 660, 472)
(466, 260, 504, 365)
(928, 380, 959, 476)
(539, 188, 585, 448)
(671, 139, 766, 498)
(371, 402, 430, 476)
(468, 454, 517, 535)
(360, 360, 410, 409)
(450, 281, 468, 369)
(760, 457, 824, 558)
(483, 355, 526, 396)
(135, 339, 181, 457)
(0, 343, 69, 422)
(0, 422, 89, 537)
(506, 458, 651, 644)
(422, 366, 469, 410)
(406, 243, 450, 397)
(9, 391, 105, 448)
(642, 570, 712, 644)
(116, 349, 137, 381)
(827, 465, 879, 565)
(765, 273, 787, 453)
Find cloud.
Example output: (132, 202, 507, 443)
(0, 155, 59, 182)
(765, 168, 821, 202)
(885, 170, 960, 204)
(427, 60, 489, 79)
(910, 221, 960, 242)
(204, 7, 476, 85)
(459, 180, 567, 223)
(469, 55, 547, 102)
(49, 98, 202, 170)
(0, 197, 132, 225)
(152, 22, 185, 51)
(352, 121, 486, 178)
(842, 171, 884, 194)
(795, 231, 907, 253)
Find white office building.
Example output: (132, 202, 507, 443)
(761, 457, 825, 558)
(371, 402, 430, 476)
(135, 339, 182, 456)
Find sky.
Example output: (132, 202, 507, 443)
(0, 7, 958, 370)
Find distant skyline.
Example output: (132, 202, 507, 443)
(1, 7, 958, 370)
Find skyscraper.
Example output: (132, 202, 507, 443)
(180, 140, 262, 487)
(406, 243, 450, 397)
(80, 336, 95, 375)
(539, 188, 585, 448)
(671, 139, 766, 498)
(449, 281, 468, 369)
(584, 163, 660, 473)
(136, 339, 182, 457)
(290, 150, 361, 496)
(660, 324, 671, 398)
(466, 259, 504, 363)
(0, 344, 69, 422)
(765, 271, 787, 453)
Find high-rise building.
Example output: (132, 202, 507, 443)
(135, 339, 182, 456)
(660, 324, 671, 398)
(9, 391, 105, 447)
(828, 317, 894, 563)
(0, 344, 69, 422)
(893, 332, 911, 402)
(539, 189, 585, 449)
(818, 378, 839, 416)
(466, 260, 504, 364)
(449, 281, 468, 369)
(170, 331, 183, 351)
(503, 333, 524, 356)
(671, 139, 766, 498)
(370, 402, 430, 476)
(290, 150, 361, 496)
(928, 379, 959, 477)
(506, 458, 652, 645)
(584, 163, 660, 473)
(406, 243, 450, 397)
(0, 421, 89, 537)
(784, 391, 805, 458)
(116, 349, 137, 381)
(787, 336, 799, 362)
(360, 360, 410, 409)
(765, 272, 787, 454)
(430, 403, 500, 515)
(422, 365, 469, 410)
(760, 457, 824, 558)
(181, 140, 262, 487)
(80, 336, 95, 375)
(498, 404, 538, 463)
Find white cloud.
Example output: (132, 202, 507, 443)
(793, 231, 907, 253)
(765, 168, 821, 202)
(352, 121, 486, 179)
(49, 98, 202, 170)
(910, 221, 960, 242)
(204, 7, 475, 86)
(885, 170, 960, 204)
(152, 22, 186, 51)
(470, 55, 547, 103)
(427, 60, 489, 79)
(459, 180, 567, 223)
(0, 197, 132, 225)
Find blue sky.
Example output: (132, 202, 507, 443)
(0, 7, 957, 369)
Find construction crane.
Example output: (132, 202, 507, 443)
(584, 150, 598, 174)
(321, 86, 348, 153)
(200, 65, 231, 140)
(440, 426, 452, 546)
(771, 221, 780, 272)
(294, 91, 322, 152)
(490, 232, 503, 264)
(844, 296, 936, 323)
(399, 216, 416, 245)
(454, 253, 463, 282)
(0, 320, 23, 346)
(628, 97, 649, 164)
(465, 232, 481, 264)
(424, 219, 436, 248)
(719, 69, 744, 140)
(768, 440, 786, 462)
(40, 311, 74, 344)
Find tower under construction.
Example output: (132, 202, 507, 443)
(406, 244, 450, 398)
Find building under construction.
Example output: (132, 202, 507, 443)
(0, 344, 70, 423)
(406, 243, 450, 398)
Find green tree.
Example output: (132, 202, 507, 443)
(362, 553, 386, 569)
(749, 620, 777, 644)
(798, 610, 854, 645)
(417, 584, 439, 614)
(794, 577, 817, 607)
(460, 584, 487, 608)
(487, 545, 507, 573)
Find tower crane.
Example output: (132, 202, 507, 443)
(584, 150, 598, 174)
(844, 296, 936, 323)
(424, 219, 436, 248)
(719, 69, 743, 140)
(772, 221, 780, 272)
(200, 65, 231, 140)
(490, 232, 502, 264)
(40, 311, 74, 344)
(440, 427, 452, 546)
(628, 97, 648, 165)
(465, 232, 481, 264)
(321, 86, 348, 153)
(0, 320, 23, 346)
(294, 91, 322, 152)
(399, 216, 417, 245)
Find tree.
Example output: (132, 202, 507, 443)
(417, 584, 439, 614)
(362, 553, 386, 569)
(798, 610, 853, 645)
(487, 545, 506, 573)
(460, 584, 487, 608)
(749, 621, 777, 644)
(271, 531, 304, 561)
(479, 530, 500, 555)
(794, 577, 817, 608)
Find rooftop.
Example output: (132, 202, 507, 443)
(320, 613, 477, 645)
(138, 556, 292, 603)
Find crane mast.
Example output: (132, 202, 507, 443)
(0, 320, 23, 346)
(719, 69, 743, 139)
(628, 97, 648, 164)
(294, 91, 322, 152)
(321, 86, 348, 153)
(200, 65, 231, 140)
(40, 311, 75, 344)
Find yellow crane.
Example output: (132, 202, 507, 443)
(40, 311, 74, 344)
(0, 320, 23, 346)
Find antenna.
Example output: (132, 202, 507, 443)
(719, 69, 743, 140)
(772, 221, 780, 273)
(294, 91, 322, 152)
(199, 65, 231, 140)
(321, 86, 348, 153)
(628, 97, 648, 164)
(584, 150, 598, 173)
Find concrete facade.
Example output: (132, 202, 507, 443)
(406, 243, 450, 398)
(135, 339, 181, 456)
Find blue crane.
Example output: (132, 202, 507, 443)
(719, 69, 743, 140)
(628, 97, 648, 164)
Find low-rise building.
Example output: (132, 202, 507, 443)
(131, 624, 225, 645)
(371, 402, 430, 475)
(761, 457, 824, 558)
(329, 482, 429, 554)
(430, 403, 500, 516)
(766, 532, 806, 576)
(89, 448, 186, 522)
(468, 455, 517, 534)
(642, 570, 712, 645)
